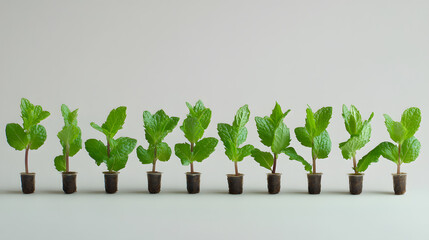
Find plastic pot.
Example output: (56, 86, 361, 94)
(348, 174, 363, 195)
(307, 173, 323, 194)
(62, 172, 77, 194)
(267, 173, 281, 194)
(227, 174, 243, 194)
(147, 171, 162, 194)
(103, 171, 118, 194)
(20, 173, 35, 194)
(392, 173, 407, 195)
(186, 172, 201, 194)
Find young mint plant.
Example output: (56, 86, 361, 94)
(5, 98, 50, 174)
(54, 104, 82, 173)
(294, 105, 333, 173)
(217, 105, 254, 176)
(356, 107, 421, 174)
(251, 103, 312, 174)
(85, 107, 137, 172)
(339, 105, 374, 174)
(137, 110, 179, 172)
(175, 100, 218, 173)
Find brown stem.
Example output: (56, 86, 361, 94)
(190, 162, 194, 173)
(353, 155, 358, 174)
(397, 144, 401, 174)
(190, 142, 195, 173)
(24, 145, 30, 174)
(234, 161, 239, 176)
(152, 146, 158, 173)
(272, 153, 277, 174)
(312, 153, 317, 174)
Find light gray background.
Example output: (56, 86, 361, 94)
(0, 1, 428, 239)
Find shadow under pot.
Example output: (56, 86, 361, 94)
(348, 174, 363, 195)
(20, 172, 35, 194)
(267, 173, 281, 194)
(103, 171, 119, 194)
(307, 173, 323, 194)
(392, 173, 407, 195)
(62, 172, 77, 194)
(147, 172, 162, 194)
(186, 172, 201, 194)
(227, 174, 243, 194)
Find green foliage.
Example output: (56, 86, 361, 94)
(282, 147, 312, 172)
(5, 98, 50, 152)
(356, 142, 398, 172)
(384, 107, 421, 144)
(86, 107, 137, 172)
(251, 148, 274, 170)
(175, 137, 218, 165)
(217, 105, 254, 163)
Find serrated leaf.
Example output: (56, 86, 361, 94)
(401, 107, 421, 140)
(313, 130, 331, 159)
(101, 106, 127, 138)
(90, 122, 109, 136)
(282, 147, 312, 172)
(401, 137, 421, 163)
(236, 127, 248, 146)
(251, 149, 273, 170)
(61, 104, 78, 126)
(193, 137, 218, 162)
(156, 142, 172, 162)
(255, 116, 274, 147)
(85, 139, 108, 166)
(57, 125, 80, 148)
(29, 125, 47, 150)
(108, 154, 128, 172)
(236, 144, 254, 162)
(143, 110, 179, 145)
(339, 121, 372, 159)
(5, 123, 29, 151)
(68, 133, 82, 157)
(186, 100, 212, 130)
(180, 116, 204, 143)
(175, 143, 192, 166)
(54, 155, 66, 172)
(111, 137, 137, 158)
(270, 102, 290, 126)
(356, 142, 399, 172)
(305, 106, 316, 137)
(314, 106, 332, 136)
(271, 122, 291, 154)
(20, 98, 50, 130)
(137, 145, 154, 164)
(384, 114, 406, 144)
(294, 127, 312, 147)
(233, 105, 250, 128)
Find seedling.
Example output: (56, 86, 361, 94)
(85, 107, 137, 172)
(5, 98, 50, 173)
(218, 105, 254, 175)
(136, 110, 179, 172)
(252, 103, 312, 173)
(339, 105, 374, 174)
(54, 104, 82, 173)
(294, 105, 333, 173)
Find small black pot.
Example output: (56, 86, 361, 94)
(267, 173, 281, 194)
(307, 173, 322, 194)
(392, 173, 407, 195)
(348, 174, 363, 195)
(147, 172, 162, 194)
(103, 172, 118, 194)
(186, 172, 201, 194)
(227, 174, 243, 194)
(20, 173, 35, 194)
(62, 172, 77, 194)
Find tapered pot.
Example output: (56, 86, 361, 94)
(147, 171, 162, 194)
(392, 173, 407, 195)
(186, 172, 201, 194)
(348, 174, 363, 195)
(20, 173, 35, 194)
(307, 173, 323, 194)
(267, 173, 281, 194)
(62, 172, 77, 194)
(227, 174, 243, 194)
(103, 171, 118, 194)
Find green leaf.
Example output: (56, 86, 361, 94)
(111, 137, 137, 157)
(305, 106, 316, 137)
(61, 104, 78, 126)
(193, 137, 218, 162)
(314, 107, 332, 136)
(68, 131, 82, 157)
(90, 122, 109, 136)
(137, 145, 154, 164)
(54, 155, 66, 172)
(401, 107, 421, 140)
(85, 139, 108, 166)
(143, 110, 179, 145)
(270, 102, 290, 126)
(282, 147, 312, 172)
(217, 123, 235, 150)
(379, 142, 399, 163)
(236, 127, 248, 146)
(156, 142, 172, 162)
(108, 154, 128, 172)
(313, 130, 331, 159)
(5, 123, 29, 151)
(57, 125, 79, 148)
(28, 125, 47, 150)
(294, 127, 312, 148)
(356, 142, 399, 172)
(233, 105, 250, 128)
(384, 114, 406, 144)
(251, 148, 273, 171)
(101, 106, 127, 138)
(186, 100, 212, 130)
(401, 137, 421, 163)
(180, 116, 204, 143)
(255, 116, 274, 147)
(339, 121, 372, 159)
(175, 143, 192, 166)
(236, 144, 254, 162)
(271, 122, 291, 154)
(20, 98, 50, 130)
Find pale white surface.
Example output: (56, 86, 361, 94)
(0, 0, 428, 239)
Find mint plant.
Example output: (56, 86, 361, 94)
(339, 105, 374, 174)
(294, 106, 333, 173)
(137, 110, 179, 172)
(5, 98, 50, 173)
(85, 107, 137, 172)
(54, 104, 82, 173)
(251, 103, 312, 173)
(217, 105, 254, 175)
(175, 100, 218, 173)
(356, 107, 421, 174)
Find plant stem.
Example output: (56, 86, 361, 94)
(352, 154, 358, 174)
(152, 146, 158, 173)
(234, 161, 239, 176)
(312, 153, 317, 174)
(190, 142, 195, 173)
(397, 144, 402, 174)
(107, 138, 112, 173)
(272, 153, 278, 174)
(24, 145, 30, 174)
(65, 147, 70, 173)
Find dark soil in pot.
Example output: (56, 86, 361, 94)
(227, 174, 243, 194)
(62, 172, 77, 194)
(186, 172, 201, 194)
(267, 173, 281, 194)
(392, 173, 407, 195)
(348, 174, 363, 195)
(307, 173, 323, 194)
(103, 171, 118, 194)
(147, 171, 162, 194)
(20, 173, 35, 194)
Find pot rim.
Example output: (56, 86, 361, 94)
(348, 173, 364, 176)
(185, 172, 201, 175)
(103, 171, 119, 175)
(392, 172, 407, 176)
(147, 171, 162, 175)
(307, 173, 323, 176)
(62, 171, 77, 175)
(20, 172, 35, 175)
(227, 173, 244, 177)
(267, 172, 282, 176)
